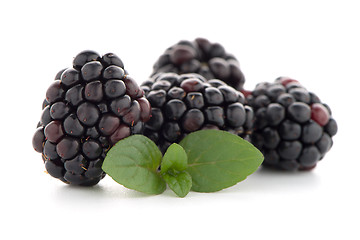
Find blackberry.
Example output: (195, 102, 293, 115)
(152, 38, 246, 91)
(141, 73, 253, 153)
(247, 77, 338, 171)
(32, 50, 151, 186)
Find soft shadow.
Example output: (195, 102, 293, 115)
(53, 180, 153, 203)
(221, 166, 322, 194)
(52, 167, 322, 200)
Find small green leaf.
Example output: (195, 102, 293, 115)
(160, 143, 188, 174)
(163, 171, 192, 198)
(179, 130, 264, 193)
(160, 143, 192, 197)
(102, 135, 166, 195)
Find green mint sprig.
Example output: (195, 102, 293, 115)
(160, 143, 192, 197)
(102, 130, 264, 197)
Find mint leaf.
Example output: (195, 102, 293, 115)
(160, 143, 188, 174)
(102, 135, 166, 195)
(179, 130, 264, 192)
(163, 171, 192, 198)
(160, 143, 192, 197)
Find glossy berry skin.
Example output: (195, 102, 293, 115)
(311, 103, 330, 126)
(152, 38, 246, 91)
(141, 73, 253, 153)
(247, 78, 337, 171)
(32, 50, 151, 186)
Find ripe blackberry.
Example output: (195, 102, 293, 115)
(247, 77, 338, 171)
(32, 50, 151, 186)
(141, 73, 253, 153)
(152, 38, 246, 91)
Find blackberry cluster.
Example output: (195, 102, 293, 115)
(247, 77, 338, 171)
(32, 50, 151, 186)
(141, 72, 253, 153)
(152, 38, 246, 91)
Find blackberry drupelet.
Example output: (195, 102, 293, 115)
(32, 50, 151, 186)
(141, 72, 254, 153)
(152, 38, 246, 91)
(247, 77, 338, 171)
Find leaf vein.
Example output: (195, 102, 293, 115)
(188, 157, 257, 167)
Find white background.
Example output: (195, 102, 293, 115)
(1, 0, 359, 239)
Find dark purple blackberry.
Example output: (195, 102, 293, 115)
(152, 38, 246, 91)
(247, 77, 338, 171)
(32, 50, 151, 186)
(141, 73, 253, 153)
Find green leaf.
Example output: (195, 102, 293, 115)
(179, 130, 264, 193)
(102, 135, 166, 195)
(163, 171, 192, 198)
(160, 143, 188, 174)
(160, 143, 192, 197)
